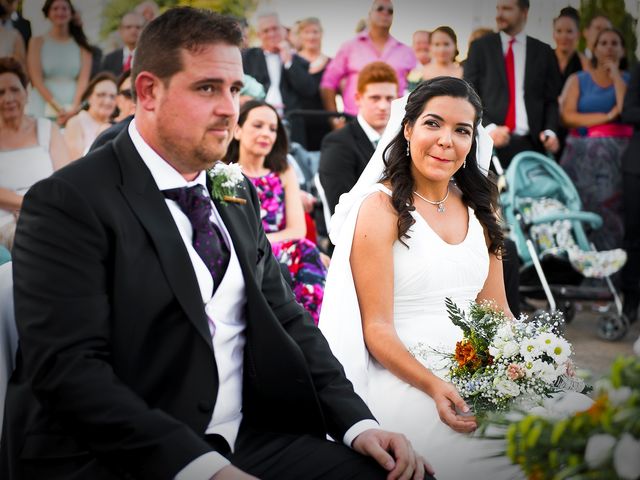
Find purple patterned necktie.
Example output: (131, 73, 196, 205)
(163, 185, 230, 294)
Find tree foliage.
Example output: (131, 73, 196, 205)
(579, 0, 638, 65)
(101, 0, 257, 39)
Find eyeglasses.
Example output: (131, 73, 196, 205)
(375, 5, 394, 14)
(118, 89, 133, 99)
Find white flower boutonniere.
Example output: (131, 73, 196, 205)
(208, 161, 246, 205)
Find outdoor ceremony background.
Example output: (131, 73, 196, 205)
(21, 0, 640, 60)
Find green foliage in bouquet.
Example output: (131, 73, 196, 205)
(486, 356, 640, 480)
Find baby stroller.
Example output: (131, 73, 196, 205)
(500, 151, 629, 340)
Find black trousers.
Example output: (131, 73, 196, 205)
(215, 426, 436, 480)
(495, 134, 541, 169)
(622, 171, 640, 297)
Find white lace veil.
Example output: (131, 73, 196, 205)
(318, 92, 494, 402)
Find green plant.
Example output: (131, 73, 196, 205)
(101, 0, 257, 40)
(580, 0, 638, 66)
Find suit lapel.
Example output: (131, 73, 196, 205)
(257, 50, 271, 91)
(206, 175, 257, 286)
(524, 36, 537, 94)
(113, 132, 214, 352)
(491, 33, 508, 90)
(351, 122, 375, 169)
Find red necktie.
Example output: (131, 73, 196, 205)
(504, 37, 516, 131)
(123, 53, 132, 72)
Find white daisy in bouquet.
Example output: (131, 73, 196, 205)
(431, 298, 586, 416)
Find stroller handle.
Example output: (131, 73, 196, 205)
(524, 210, 603, 229)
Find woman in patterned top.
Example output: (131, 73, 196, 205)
(223, 100, 327, 324)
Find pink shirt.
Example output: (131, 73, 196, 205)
(320, 30, 416, 115)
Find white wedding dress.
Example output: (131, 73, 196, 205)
(320, 183, 522, 479)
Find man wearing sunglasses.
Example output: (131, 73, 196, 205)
(320, 0, 415, 124)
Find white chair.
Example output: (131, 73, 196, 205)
(314, 173, 332, 236)
(0, 262, 17, 436)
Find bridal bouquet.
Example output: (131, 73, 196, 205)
(438, 298, 583, 415)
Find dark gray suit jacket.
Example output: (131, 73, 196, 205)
(464, 32, 562, 151)
(319, 120, 375, 215)
(622, 64, 640, 174)
(100, 48, 125, 76)
(1, 128, 374, 479)
(242, 48, 317, 144)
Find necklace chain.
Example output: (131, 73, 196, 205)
(413, 187, 449, 213)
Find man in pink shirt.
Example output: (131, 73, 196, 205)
(320, 0, 415, 122)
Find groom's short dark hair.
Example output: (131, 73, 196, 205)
(132, 7, 243, 97)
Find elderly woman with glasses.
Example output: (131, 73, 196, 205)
(63, 71, 117, 160)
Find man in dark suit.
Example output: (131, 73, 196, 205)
(621, 63, 640, 324)
(100, 11, 144, 77)
(464, 0, 562, 167)
(319, 61, 398, 216)
(1, 8, 430, 480)
(241, 12, 317, 146)
(1, 0, 30, 49)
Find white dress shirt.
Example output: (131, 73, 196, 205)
(128, 120, 377, 478)
(264, 51, 285, 115)
(499, 30, 529, 136)
(129, 120, 244, 478)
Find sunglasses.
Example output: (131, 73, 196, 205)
(118, 89, 133, 99)
(375, 5, 394, 14)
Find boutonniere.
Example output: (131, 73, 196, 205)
(208, 161, 247, 205)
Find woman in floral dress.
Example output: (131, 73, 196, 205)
(224, 100, 326, 323)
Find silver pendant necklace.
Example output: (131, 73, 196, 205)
(413, 187, 449, 213)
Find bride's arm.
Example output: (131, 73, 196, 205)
(351, 192, 477, 434)
(476, 232, 514, 318)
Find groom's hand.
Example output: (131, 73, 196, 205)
(352, 429, 434, 480)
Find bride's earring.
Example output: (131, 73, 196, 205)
(406, 141, 410, 157)
(463, 159, 467, 169)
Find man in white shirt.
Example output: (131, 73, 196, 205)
(241, 12, 316, 146)
(464, 0, 562, 167)
(2, 7, 431, 480)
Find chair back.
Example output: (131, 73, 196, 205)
(0, 262, 17, 438)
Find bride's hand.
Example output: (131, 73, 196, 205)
(429, 379, 477, 433)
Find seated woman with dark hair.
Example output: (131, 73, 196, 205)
(0, 56, 70, 250)
(223, 100, 327, 323)
(559, 28, 631, 250)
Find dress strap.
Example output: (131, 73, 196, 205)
(374, 183, 392, 196)
(36, 118, 52, 149)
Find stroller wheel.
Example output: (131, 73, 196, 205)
(597, 313, 629, 341)
(559, 301, 576, 324)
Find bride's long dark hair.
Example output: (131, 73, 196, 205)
(380, 77, 504, 255)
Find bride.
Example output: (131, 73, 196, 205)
(319, 77, 522, 479)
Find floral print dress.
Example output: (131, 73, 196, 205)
(249, 172, 326, 324)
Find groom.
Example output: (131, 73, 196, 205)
(1, 7, 431, 480)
